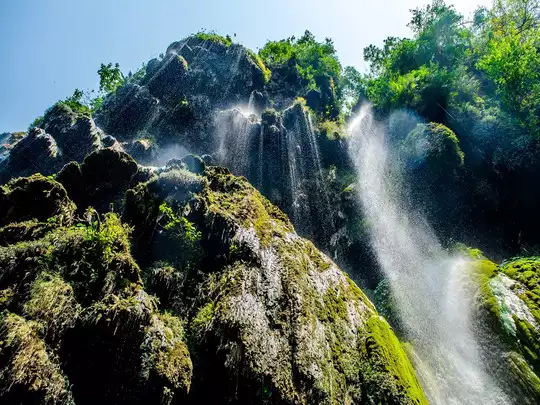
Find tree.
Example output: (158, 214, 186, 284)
(98, 63, 124, 94)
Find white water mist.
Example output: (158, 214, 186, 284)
(348, 105, 509, 405)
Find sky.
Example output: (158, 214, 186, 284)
(0, 0, 492, 133)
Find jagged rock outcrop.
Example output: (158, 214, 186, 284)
(95, 35, 269, 153)
(0, 103, 104, 185)
(0, 132, 25, 163)
(42, 102, 102, 162)
(0, 164, 426, 405)
(0, 128, 61, 183)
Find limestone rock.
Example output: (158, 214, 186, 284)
(0, 128, 60, 183)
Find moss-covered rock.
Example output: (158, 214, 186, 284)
(0, 164, 426, 405)
(401, 122, 464, 177)
(461, 250, 540, 403)
(124, 165, 427, 404)
(0, 128, 61, 183)
(42, 102, 102, 162)
(0, 312, 73, 404)
(0, 174, 75, 226)
(0, 210, 192, 404)
(56, 148, 139, 212)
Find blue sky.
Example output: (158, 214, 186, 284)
(0, 0, 490, 133)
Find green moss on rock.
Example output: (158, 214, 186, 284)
(401, 122, 464, 180)
(503, 258, 540, 324)
(0, 174, 75, 227)
(365, 316, 428, 405)
(460, 249, 540, 402)
(0, 313, 72, 404)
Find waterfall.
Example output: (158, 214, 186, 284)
(0, 132, 11, 163)
(215, 107, 260, 180)
(348, 105, 510, 405)
(215, 102, 333, 244)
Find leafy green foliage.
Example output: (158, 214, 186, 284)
(62, 88, 92, 116)
(158, 203, 201, 244)
(28, 115, 43, 130)
(98, 62, 125, 94)
(259, 30, 342, 118)
(246, 49, 271, 82)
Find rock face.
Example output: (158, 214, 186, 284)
(0, 164, 426, 405)
(463, 250, 540, 403)
(56, 148, 139, 213)
(0, 128, 61, 183)
(0, 103, 103, 185)
(42, 103, 103, 162)
(124, 165, 427, 404)
(95, 35, 268, 153)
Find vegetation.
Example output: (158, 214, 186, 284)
(259, 30, 343, 118)
(194, 31, 233, 47)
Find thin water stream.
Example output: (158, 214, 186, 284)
(348, 105, 510, 405)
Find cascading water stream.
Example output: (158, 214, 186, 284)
(348, 105, 510, 405)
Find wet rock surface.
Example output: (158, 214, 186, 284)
(0, 163, 425, 404)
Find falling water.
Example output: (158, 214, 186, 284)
(0, 132, 12, 163)
(216, 107, 259, 177)
(215, 101, 334, 244)
(348, 105, 510, 405)
(282, 103, 333, 235)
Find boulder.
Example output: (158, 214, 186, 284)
(57, 148, 138, 212)
(0, 128, 60, 183)
(126, 139, 156, 164)
(401, 122, 464, 177)
(42, 102, 102, 162)
(0, 174, 75, 226)
(101, 134, 118, 148)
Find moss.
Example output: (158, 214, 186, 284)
(0, 220, 55, 246)
(365, 316, 429, 405)
(247, 49, 272, 82)
(0, 174, 75, 227)
(261, 108, 280, 126)
(401, 122, 464, 175)
(194, 31, 232, 47)
(514, 316, 540, 370)
(203, 167, 294, 247)
(507, 351, 540, 399)
(148, 168, 206, 201)
(464, 250, 503, 323)
(140, 312, 192, 400)
(0, 312, 72, 403)
(0, 212, 140, 307)
(294, 96, 307, 108)
(23, 272, 80, 339)
(503, 257, 540, 324)
(0, 287, 14, 309)
(318, 119, 346, 140)
(190, 302, 215, 338)
(83, 212, 133, 261)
